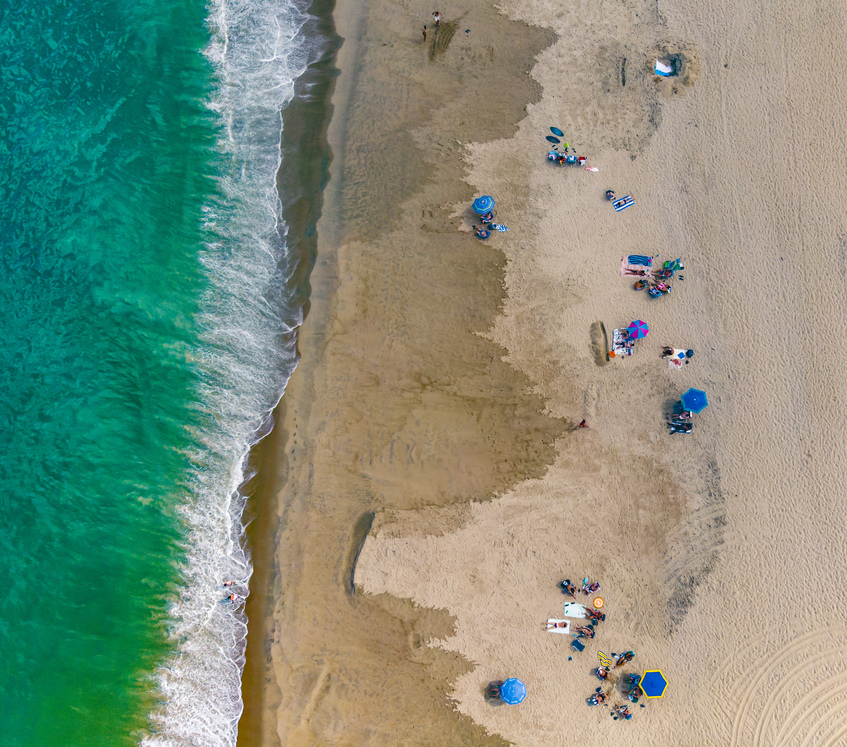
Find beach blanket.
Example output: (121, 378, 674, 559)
(667, 348, 687, 369)
(620, 255, 654, 277)
(611, 328, 634, 357)
(545, 619, 571, 634)
(563, 603, 589, 618)
(613, 195, 635, 212)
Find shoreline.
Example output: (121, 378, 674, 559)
(236, 0, 341, 742)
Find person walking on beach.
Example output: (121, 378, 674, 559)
(432, 11, 442, 27)
(422, 25, 427, 41)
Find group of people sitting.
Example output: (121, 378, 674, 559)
(559, 577, 601, 597)
(668, 401, 693, 434)
(473, 211, 495, 239)
(586, 654, 639, 718)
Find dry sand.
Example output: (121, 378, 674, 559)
(354, 0, 847, 745)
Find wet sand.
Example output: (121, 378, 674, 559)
(242, 0, 562, 744)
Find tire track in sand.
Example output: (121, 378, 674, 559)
(729, 627, 847, 746)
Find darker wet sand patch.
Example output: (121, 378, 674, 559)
(429, 19, 459, 61)
(258, 0, 559, 745)
(590, 321, 609, 366)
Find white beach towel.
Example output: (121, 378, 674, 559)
(545, 619, 571, 634)
(668, 348, 687, 368)
(563, 602, 589, 618)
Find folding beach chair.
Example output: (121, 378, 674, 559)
(571, 639, 586, 653)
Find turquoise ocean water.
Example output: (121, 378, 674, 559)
(0, 0, 324, 743)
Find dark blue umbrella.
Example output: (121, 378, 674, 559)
(640, 670, 667, 698)
(472, 196, 495, 215)
(546, 135, 561, 144)
(550, 126, 564, 137)
(499, 677, 527, 704)
(680, 388, 708, 413)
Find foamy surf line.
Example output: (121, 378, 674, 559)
(141, 0, 328, 744)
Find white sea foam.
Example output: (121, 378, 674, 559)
(141, 0, 327, 744)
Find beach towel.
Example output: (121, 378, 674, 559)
(563, 603, 589, 618)
(620, 255, 653, 277)
(545, 619, 571, 634)
(613, 195, 635, 212)
(493, 224, 509, 232)
(668, 348, 687, 368)
(611, 328, 634, 357)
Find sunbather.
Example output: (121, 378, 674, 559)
(588, 690, 608, 706)
(574, 626, 595, 639)
(581, 580, 600, 594)
(559, 579, 577, 597)
(542, 620, 568, 630)
(614, 704, 633, 720)
(615, 650, 635, 667)
(586, 609, 606, 623)
(596, 666, 609, 680)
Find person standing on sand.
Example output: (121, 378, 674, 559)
(422, 25, 427, 41)
(432, 11, 442, 27)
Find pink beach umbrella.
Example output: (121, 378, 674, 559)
(628, 320, 649, 340)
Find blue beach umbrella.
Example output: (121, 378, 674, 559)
(640, 670, 668, 698)
(627, 319, 649, 340)
(472, 195, 495, 215)
(680, 388, 709, 413)
(499, 677, 527, 704)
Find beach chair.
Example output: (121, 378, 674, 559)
(571, 639, 586, 653)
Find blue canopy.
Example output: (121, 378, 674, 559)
(680, 388, 709, 413)
(472, 196, 495, 214)
(500, 677, 527, 704)
(640, 670, 667, 698)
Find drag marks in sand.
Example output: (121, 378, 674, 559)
(705, 626, 847, 746)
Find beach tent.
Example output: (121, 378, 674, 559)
(680, 388, 709, 413)
(499, 677, 527, 704)
(472, 196, 495, 214)
(640, 670, 668, 698)
(655, 59, 675, 76)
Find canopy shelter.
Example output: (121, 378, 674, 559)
(499, 677, 527, 704)
(628, 319, 649, 340)
(472, 196, 495, 215)
(640, 670, 668, 698)
(680, 388, 709, 413)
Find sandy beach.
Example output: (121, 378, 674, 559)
(244, 0, 847, 742)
